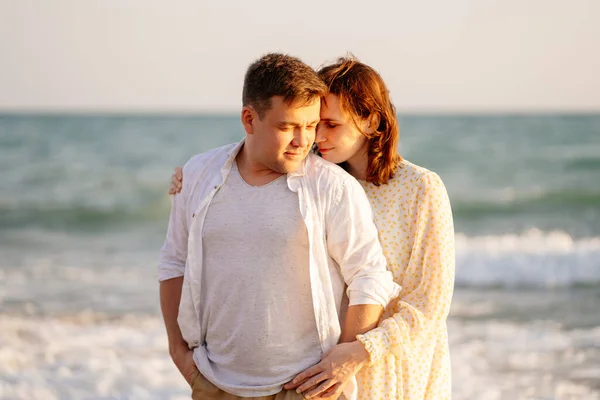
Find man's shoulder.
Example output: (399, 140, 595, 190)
(183, 142, 238, 176)
(303, 154, 372, 216)
(305, 153, 355, 185)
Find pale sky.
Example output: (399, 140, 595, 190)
(1, 0, 599, 113)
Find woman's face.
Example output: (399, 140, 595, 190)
(315, 93, 369, 165)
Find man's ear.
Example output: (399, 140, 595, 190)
(241, 106, 256, 135)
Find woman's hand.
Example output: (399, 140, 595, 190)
(168, 166, 183, 195)
(284, 341, 370, 399)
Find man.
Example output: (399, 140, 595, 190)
(158, 53, 400, 400)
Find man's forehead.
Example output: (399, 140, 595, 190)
(269, 97, 321, 120)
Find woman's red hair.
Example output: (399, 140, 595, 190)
(319, 57, 401, 186)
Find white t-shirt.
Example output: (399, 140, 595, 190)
(199, 161, 321, 396)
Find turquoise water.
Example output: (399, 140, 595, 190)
(0, 114, 599, 399)
(1, 114, 599, 237)
(1, 114, 599, 291)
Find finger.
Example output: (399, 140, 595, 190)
(286, 363, 325, 389)
(296, 372, 328, 393)
(171, 175, 181, 188)
(319, 383, 342, 398)
(283, 375, 310, 390)
(303, 379, 335, 399)
(300, 383, 320, 393)
(321, 384, 337, 395)
(175, 167, 183, 179)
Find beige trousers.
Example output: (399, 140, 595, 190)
(190, 370, 304, 400)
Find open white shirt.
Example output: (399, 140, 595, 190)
(158, 140, 401, 398)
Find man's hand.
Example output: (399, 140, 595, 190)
(171, 344, 198, 386)
(161, 278, 196, 386)
(284, 341, 369, 399)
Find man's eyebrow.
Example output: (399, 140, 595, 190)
(279, 119, 321, 126)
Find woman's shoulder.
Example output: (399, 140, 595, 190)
(393, 159, 447, 192)
(394, 159, 432, 181)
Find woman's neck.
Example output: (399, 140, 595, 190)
(345, 151, 369, 181)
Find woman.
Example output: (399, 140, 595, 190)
(169, 57, 455, 400)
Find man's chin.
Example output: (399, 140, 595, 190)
(274, 160, 304, 174)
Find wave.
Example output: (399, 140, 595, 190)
(2, 188, 599, 232)
(452, 189, 600, 218)
(455, 229, 600, 288)
(564, 156, 600, 171)
(0, 199, 171, 231)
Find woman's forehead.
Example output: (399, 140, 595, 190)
(320, 93, 349, 120)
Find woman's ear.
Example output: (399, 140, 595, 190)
(241, 106, 256, 135)
(365, 113, 381, 134)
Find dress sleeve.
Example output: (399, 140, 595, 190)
(357, 171, 455, 364)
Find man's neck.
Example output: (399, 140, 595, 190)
(236, 145, 284, 187)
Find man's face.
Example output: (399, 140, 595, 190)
(245, 96, 320, 174)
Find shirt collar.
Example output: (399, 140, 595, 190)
(223, 138, 309, 179)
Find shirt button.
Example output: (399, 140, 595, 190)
(214, 185, 219, 190)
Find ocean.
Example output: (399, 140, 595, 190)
(1, 114, 599, 399)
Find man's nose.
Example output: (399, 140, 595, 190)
(292, 127, 311, 148)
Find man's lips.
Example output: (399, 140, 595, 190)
(318, 147, 334, 154)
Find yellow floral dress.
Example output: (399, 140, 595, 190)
(356, 159, 455, 400)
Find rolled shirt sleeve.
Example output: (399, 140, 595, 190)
(157, 166, 191, 282)
(326, 178, 401, 307)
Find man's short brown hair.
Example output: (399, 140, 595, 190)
(242, 53, 327, 118)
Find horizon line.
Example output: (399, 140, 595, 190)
(2, 107, 600, 117)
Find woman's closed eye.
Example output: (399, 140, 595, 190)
(318, 122, 338, 130)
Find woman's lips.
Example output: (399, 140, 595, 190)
(318, 147, 333, 154)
